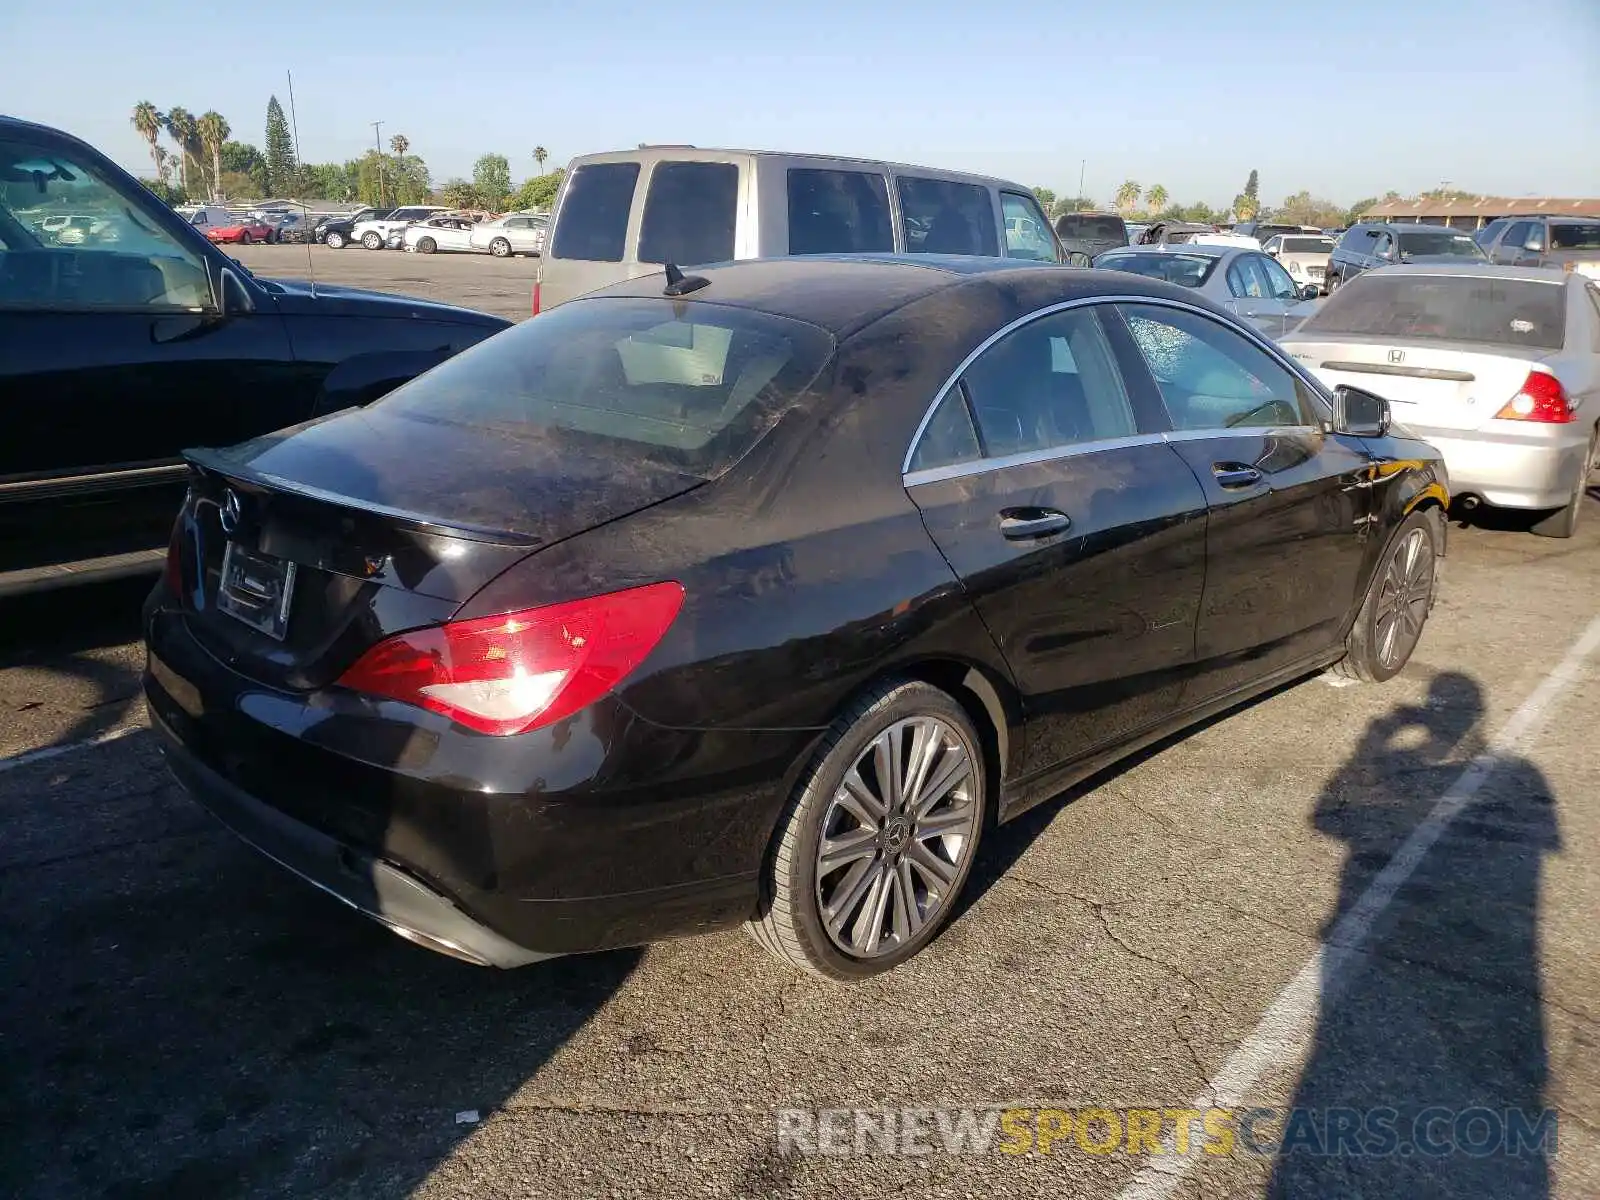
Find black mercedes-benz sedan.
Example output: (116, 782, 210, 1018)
(0, 117, 509, 597)
(143, 255, 1449, 980)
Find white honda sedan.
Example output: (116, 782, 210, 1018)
(402, 216, 480, 255)
(1281, 265, 1600, 537)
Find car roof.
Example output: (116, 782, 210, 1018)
(1101, 244, 1229, 259)
(581, 255, 1205, 338)
(1363, 222, 1476, 233)
(1361, 263, 1572, 284)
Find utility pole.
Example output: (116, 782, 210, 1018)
(1077, 159, 1086, 210)
(371, 120, 385, 207)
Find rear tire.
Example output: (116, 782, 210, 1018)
(490, 237, 511, 258)
(239, 232, 252, 245)
(417, 237, 436, 254)
(1335, 510, 1439, 684)
(1530, 425, 1598, 539)
(747, 680, 987, 980)
(362, 231, 382, 250)
(325, 231, 345, 249)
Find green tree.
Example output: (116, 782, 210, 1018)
(1145, 184, 1169, 212)
(1382, 189, 1403, 203)
(389, 133, 410, 156)
(1179, 201, 1219, 224)
(1232, 193, 1259, 221)
(131, 101, 164, 181)
(533, 145, 548, 174)
(164, 107, 200, 197)
(355, 150, 430, 206)
(1032, 186, 1057, 213)
(217, 170, 258, 199)
(196, 111, 231, 200)
(221, 142, 268, 198)
(264, 96, 298, 195)
(1114, 180, 1142, 214)
(1244, 169, 1259, 204)
(473, 153, 512, 210)
(439, 179, 484, 209)
(1269, 190, 1347, 229)
(1346, 196, 1377, 225)
(302, 162, 354, 201)
(1054, 195, 1095, 216)
(513, 168, 564, 212)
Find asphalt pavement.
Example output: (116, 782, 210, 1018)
(1, 250, 1596, 1199)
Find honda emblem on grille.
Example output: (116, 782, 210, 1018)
(220, 489, 243, 536)
(1387, 349, 1405, 364)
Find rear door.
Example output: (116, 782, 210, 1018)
(1116, 301, 1374, 703)
(1224, 254, 1291, 336)
(903, 301, 1209, 780)
(1492, 221, 1534, 265)
(894, 175, 1001, 257)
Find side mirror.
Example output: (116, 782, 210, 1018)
(1298, 282, 1321, 301)
(1331, 385, 1390, 437)
(216, 266, 254, 317)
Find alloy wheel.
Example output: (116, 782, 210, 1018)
(1373, 528, 1433, 670)
(814, 716, 979, 959)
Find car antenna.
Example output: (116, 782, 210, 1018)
(662, 261, 709, 297)
(286, 69, 315, 298)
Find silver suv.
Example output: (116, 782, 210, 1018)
(534, 147, 1062, 311)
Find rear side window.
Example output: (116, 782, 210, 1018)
(786, 168, 893, 255)
(1299, 275, 1566, 351)
(637, 161, 738, 265)
(956, 306, 1135, 457)
(377, 297, 835, 478)
(898, 177, 999, 257)
(1057, 214, 1126, 242)
(1396, 230, 1483, 259)
(550, 162, 640, 262)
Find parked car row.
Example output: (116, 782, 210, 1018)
(3, 116, 1596, 985)
(305, 206, 551, 256)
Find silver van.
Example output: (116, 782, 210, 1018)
(534, 147, 1063, 312)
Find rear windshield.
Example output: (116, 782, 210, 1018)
(786, 168, 894, 255)
(1095, 252, 1219, 287)
(1396, 230, 1482, 259)
(375, 298, 836, 478)
(637, 161, 738, 265)
(1283, 237, 1334, 253)
(1551, 222, 1600, 251)
(1298, 275, 1566, 351)
(549, 162, 640, 262)
(1057, 214, 1126, 241)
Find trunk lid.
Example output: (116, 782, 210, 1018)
(1282, 339, 1546, 432)
(176, 408, 706, 689)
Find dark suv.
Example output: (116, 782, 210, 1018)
(0, 117, 510, 596)
(1481, 215, 1600, 273)
(1325, 221, 1486, 291)
(1052, 211, 1127, 263)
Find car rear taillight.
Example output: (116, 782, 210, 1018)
(334, 582, 684, 735)
(531, 280, 541, 316)
(164, 522, 183, 596)
(1495, 370, 1574, 423)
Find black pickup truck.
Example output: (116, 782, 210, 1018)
(0, 116, 511, 597)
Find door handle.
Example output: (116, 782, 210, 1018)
(999, 507, 1072, 540)
(1212, 463, 1264, 489)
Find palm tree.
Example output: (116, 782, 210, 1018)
(131, 101, 164, 181)
(164, 107, 199, 196)
(1145, 184, 1169, 214)
(389, 134, 410, 157)
(1114, 180, 1142, 215)
(153, 146, 174, 187)
(533, 145, 548, 175)
(196, 111, 230, 199)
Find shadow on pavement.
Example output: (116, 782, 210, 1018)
(1269, 670, 1558, 1198)
(0, 734, 640, 1199)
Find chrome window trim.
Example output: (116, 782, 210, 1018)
(900, 293, 1335, 478)
(905, 432, 1166, 488)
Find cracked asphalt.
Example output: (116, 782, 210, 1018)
(1, 254, 1597, 1198)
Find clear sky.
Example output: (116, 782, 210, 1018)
(4, 0, 1597, 208)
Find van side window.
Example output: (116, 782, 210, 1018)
(550, 162, 641, 262)
(898, 177, 999, 257)
(638, 161, 738, 265)
(786, 169, 893, 255)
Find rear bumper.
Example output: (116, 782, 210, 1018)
(154, 709, 551, 969)
(1413, 420, 1592, 509)
(143, 604, 798, 965)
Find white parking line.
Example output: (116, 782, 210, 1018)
(1117, 609, 1600, 1200)
(0, 720, 149, 775)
